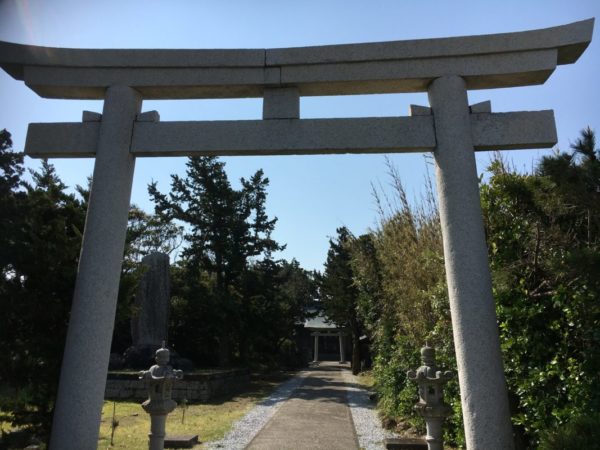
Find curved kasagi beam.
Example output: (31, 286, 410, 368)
(0, 19, 593, 99)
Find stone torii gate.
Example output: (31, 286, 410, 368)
(0, 18, 593, 450)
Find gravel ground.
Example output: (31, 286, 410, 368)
(342, 370, 399, 450)
(206, 366, 395, 450)
(205, 370, 309, 450)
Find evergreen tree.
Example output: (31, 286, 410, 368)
(238, 258, 316, 367)
(0, 129, 25, 272)
(148, 156, 282, 365)
(0, 132, 86, 439)
(320, 227, 362, 374)
(481, 129, 600, 446)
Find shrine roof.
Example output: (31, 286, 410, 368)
(304, 312, 341, 331)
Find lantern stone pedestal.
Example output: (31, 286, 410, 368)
(407, 346, 453, 450)
(139, 344, 183, 450)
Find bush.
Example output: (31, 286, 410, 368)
(352, 135, 600, 447)
(539, 414, 600, 450)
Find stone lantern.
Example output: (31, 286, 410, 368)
(407, 345, 453, 450)
(139, 342, 183, 450)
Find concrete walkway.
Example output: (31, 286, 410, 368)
(245, 362, 360, 450)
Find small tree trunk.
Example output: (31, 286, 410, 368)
(350, 319, 361, 375)
(588, 208, 591, 247)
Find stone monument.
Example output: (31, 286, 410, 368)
(139, 343, 183, 450)
(132, 253, 171, 346)
(124, 252, 171, 368)
(123, 252, 193, 370)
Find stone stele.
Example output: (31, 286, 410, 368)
(131, 252, 171, 348)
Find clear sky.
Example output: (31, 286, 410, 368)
(0, 0, 598, 271)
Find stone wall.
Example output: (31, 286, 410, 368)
(105, 368, 250, 402)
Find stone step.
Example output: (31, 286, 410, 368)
(384, 437, 427, 450)
(164, 434, 199, 448)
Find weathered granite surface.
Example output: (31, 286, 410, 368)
(48, 86, 142, 450)
(429, 76, 514, 449)
(24, 111, 557, 158)
(0, 19, 592, 99)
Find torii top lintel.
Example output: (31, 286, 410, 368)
(0, 19, 594, 100)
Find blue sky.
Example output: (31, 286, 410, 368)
(0, 0, 598, 271)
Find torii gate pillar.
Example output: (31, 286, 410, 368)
(429, 75, 513, 448)
(49, 86, 142, 450)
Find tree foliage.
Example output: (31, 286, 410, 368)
(349, 164, 460, 442)
(349, 129, 600, 448)
(0, 137, 313, 444)
(320, 227, 363, 374)
(149, 157, 281, 282)
(0, 132, 186, 439)
(238, 259, 317, 367)
(125, 206, 184, 264)
(0, 130, 86, 438)
(149, 156, 310, 367)
(481, 137, 600, 446)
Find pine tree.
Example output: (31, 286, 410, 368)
(0, 134, 86, 439)
(148, 156, 282, 365)
(321, 227, 362, 374)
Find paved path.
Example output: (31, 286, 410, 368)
(245, 362, 360, 450)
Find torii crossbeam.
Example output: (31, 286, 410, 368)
(0, 18, 593, 450)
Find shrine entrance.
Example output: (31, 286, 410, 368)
(304, 311, 347, 363)
(0, 18, 593, 450)
(313, 334, 343, 362)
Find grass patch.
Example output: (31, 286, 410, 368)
(354, 370, 375, 389)
(97, 371, 292, 450)
(97, 399, 247, 449)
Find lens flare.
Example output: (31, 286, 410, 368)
(15, 0, 37, 43)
